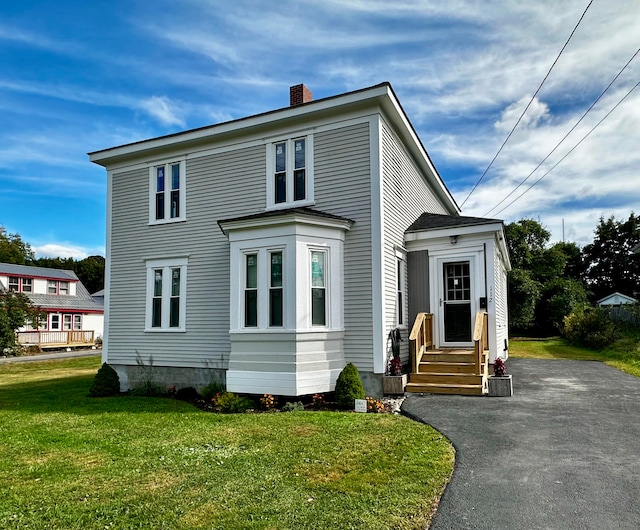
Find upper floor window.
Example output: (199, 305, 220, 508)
(47, 280, 58, 294)
(8, 277, 19, 292)
(145, 257, 188, 332)
(266, 135, 314, 209)
(149, 160, 186, 225)
(59, 281, 69, 295)
(22, 278, 32, 293)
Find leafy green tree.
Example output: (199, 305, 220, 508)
(507, 268, 541, 332)
(75, 255, 105, 294)
(505, 219, 550, 270)
(0, 291, 40, 354)
(582, 214, 640, 301)
(0, 226, 34, 264)
(552, 241, 587, 281)
(538, 278, 588, 334)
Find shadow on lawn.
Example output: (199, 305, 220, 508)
(0, 374, 194, 416)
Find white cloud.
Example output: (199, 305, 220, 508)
(494, 96, 550, 133)
(139, 96, 185, 127)
(34, 244, 90, 260)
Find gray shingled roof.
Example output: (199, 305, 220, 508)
(218, 207, 355, 234)
(406, 213, 503, 233)
(0, 262, 79, 281)
(0, 262, 103, 312)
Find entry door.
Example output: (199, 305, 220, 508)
(441, 261, 472, 344)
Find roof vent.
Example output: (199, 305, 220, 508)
(290, 84, 312, 106)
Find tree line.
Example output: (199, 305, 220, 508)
(506, 213, 640, 335)
(0, 227, 104, 294)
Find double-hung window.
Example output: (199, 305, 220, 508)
(244, 254, 258, 327)
(150, 160, 186, 224)
(396, 252, 406, 327)
(267, 135, 313, 208)
(59, 281, 69, 295)
(311, 250, 327, 326)
(145, 258, 188, 331)
(269, 252, 283, 327)
(22, 278, 32, 292)
(47, 280, 58, 294)
(8, 277, 19, 292)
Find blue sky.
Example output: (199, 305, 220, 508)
(1, 0, 639, 258)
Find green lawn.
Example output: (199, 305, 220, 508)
(510, 336, 640, 378)
(0, 357, 453, 530)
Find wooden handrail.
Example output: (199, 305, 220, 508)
(473, 311, 488, 376)
(409, 313, 433, 374)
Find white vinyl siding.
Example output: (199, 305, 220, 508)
(381, 119, 451, 366)
(107, 145, 264, 369)
(313, 122, 374, 370)
(494, 244, 509, 359)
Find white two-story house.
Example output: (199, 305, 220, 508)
(0, 262, 104, 348)
(90, 83, 510, 396)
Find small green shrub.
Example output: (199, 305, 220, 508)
(282, 401, 304, 412)
(335, 363, 365, 409)
(214, 392, 254, 413)
(175, 386, 201, 401)
(563, 307, 620, 350)
(89, 362, 120, 397)
(200, 381, 225, 401)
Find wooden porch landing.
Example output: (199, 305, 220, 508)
(406, 349, 488, 395)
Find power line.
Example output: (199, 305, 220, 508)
(484, 47, 640, 217)
(492, 80, 640, 217)
(460, 0, 594, 207)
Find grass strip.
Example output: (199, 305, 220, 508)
(0, 356, 453, 530)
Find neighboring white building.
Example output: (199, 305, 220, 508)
(597, 292, 637, 307)
(0, 262, 104, 348)
(89, 82, 510, 396)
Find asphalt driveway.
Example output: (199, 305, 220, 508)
(402, 358, 640, 530)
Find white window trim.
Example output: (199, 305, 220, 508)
(395, 248, 407, 329)
(309, 247, 330, 329)
(144, 257, 188, 332)
(265, 134, 314, 210)
(148, 158, 187, 225)
(239, 247, 286, 331)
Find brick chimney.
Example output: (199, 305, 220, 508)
(290, 84, 312, 106)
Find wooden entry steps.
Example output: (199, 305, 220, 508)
(406, 349, 488, 395)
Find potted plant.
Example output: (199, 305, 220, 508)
(487, 357, 513, 396)
(382, 356, 407, 395)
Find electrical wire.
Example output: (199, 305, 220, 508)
(491, 80, 640, 217)
(483, 47, 640, 217)
(460, 0, 594, 207)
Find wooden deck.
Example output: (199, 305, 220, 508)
(406, 312, 489, 396)
(17, 331, 96, 350)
